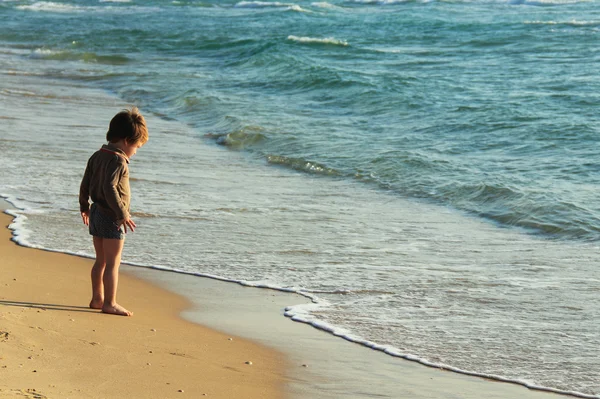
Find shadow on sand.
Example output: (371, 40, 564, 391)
(0, 300, 97, 313)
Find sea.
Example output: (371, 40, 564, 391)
(1, 0, 600, 397)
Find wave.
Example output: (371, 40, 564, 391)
(368, 47, 404, 53)
(15, 1, 159, 13)
(170, 1, 215, 6)
(289, 4, 311, 11)
(287, 35, 348, 46)
(524, 19, 600, 26)
(508, 0, 591, 5)
(266, 154, 341, 176)
(234, 1, 293, 6)
(205, 127, 267, 150)
(16, 1, 86, 12)
(433, 182, 600, 240)
(207, 124, 600, 240)
(344, 0, 412, 4)
(276, 146, 600, 241)
(30, 48, 131, 65)
(344, 0, 589, 4)
(234, 1, 311, 11)
(311, 1, 345, 9)
(285, 302, 600, 399)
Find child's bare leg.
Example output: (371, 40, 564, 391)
(101, 238, 132, 316)
(89, 236, 106, 309)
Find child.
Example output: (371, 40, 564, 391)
(79, 107, 148, 316)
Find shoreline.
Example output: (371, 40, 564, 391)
(132, 259, 576, 399)
(1, 197, 581, 399)
(5, 192, 595, 399)
(0, 203, 287, 399)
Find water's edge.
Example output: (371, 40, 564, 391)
(1, 196, 594, 399)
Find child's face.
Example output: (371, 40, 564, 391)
(123, 140, 143, 158)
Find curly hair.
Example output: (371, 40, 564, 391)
(106, 106, 148, 145)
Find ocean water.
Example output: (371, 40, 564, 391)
(1, 0, 600, 397)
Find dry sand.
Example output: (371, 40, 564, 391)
(0, 211, 286, 399)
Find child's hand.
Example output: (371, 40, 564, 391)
(121, 217, 137, 233)
(81, 211, 90, 226)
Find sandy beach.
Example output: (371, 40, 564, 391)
(0, 209, 286, 399)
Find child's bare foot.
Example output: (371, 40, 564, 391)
(102, 303, 133, 316)
(89, 298, 104, 310)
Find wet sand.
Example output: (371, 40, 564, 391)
(132, 264, 570, 399)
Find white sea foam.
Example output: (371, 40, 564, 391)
(311, 1, 342, 8)
(346, 0, 411, 4)
(348, 0, 588, 4)
(508, 0, 591, 5)
(525, 19, 600, 26)
(31, 48, 61, 57)
(16, 1, 85, 12)
(287, 35, 348, 46)
(15, 1, 159, 12)
(289, 4, 310, 11)
(369, 47, 404, 53)
(234, 1, 310, 11)
(235, 1, 294, 7)
(2, 195, 42, 249)
(284, 299, 600, 399)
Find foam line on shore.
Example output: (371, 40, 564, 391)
(286, 307, 600, 398)
(2, 194, 597, 399)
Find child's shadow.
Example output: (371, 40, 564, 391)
(0, 300, 96, 313)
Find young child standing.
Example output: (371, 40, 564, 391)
(79, 107, 148, 316)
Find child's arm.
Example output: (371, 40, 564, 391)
(103, 158, 132, 230)
(79, 161, 91, 225)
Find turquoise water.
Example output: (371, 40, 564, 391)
(2, 0, 600, 397)
(4, 0, 600, 239)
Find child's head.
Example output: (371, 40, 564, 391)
(106, 107, 149, 146)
